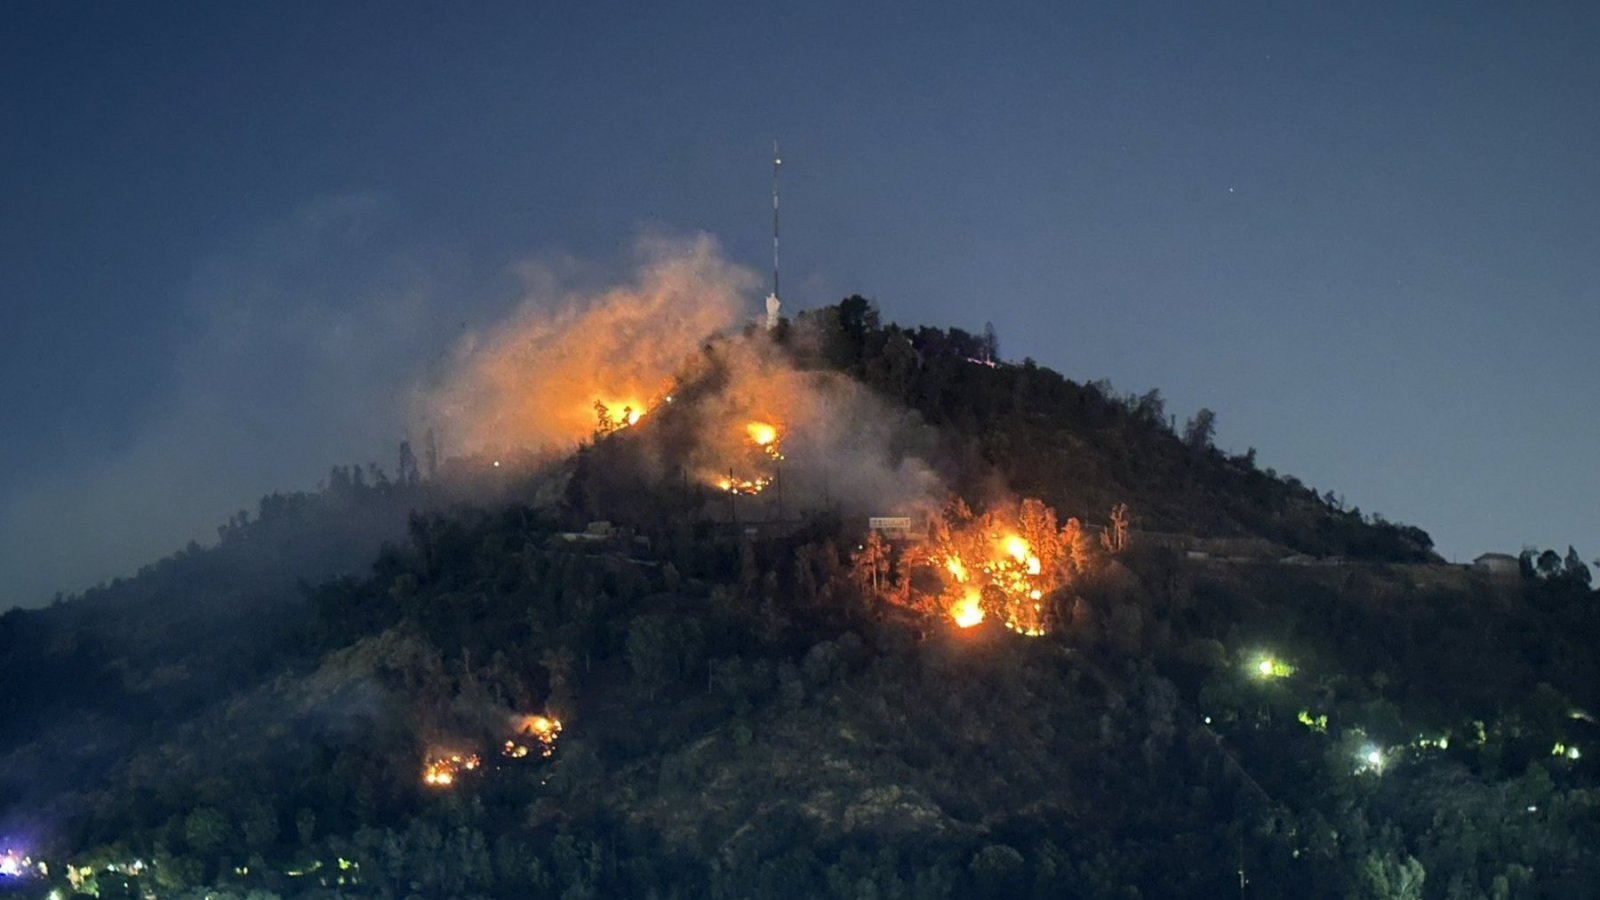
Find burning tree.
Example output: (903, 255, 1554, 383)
(858, 497, 1097, 637)
(594, 398, 647, 437)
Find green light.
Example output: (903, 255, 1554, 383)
(1250, 655, 1294, 679)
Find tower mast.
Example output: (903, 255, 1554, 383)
(765, 141, 783, 332)
(772, 140, 781, 300)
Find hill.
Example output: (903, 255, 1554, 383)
(0, 299, 1595, 900)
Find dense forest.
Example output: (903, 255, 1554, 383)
(1, 299, 1595, 899)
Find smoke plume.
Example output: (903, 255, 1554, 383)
(418, 235, 944, 520)
(418, 234, 756, 454)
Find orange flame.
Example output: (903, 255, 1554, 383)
(951, 589, 985, 628)
(945, 556, 969, 584)
(512, 714, 563, 758)
(915, 500, 1077, 636)
(715, 474, 771, 495)
(422, 753, 481, 788)
(1003, 535, 1029, 562)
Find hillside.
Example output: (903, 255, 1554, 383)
(1, 299, 1595, 900)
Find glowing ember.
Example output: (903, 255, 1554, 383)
(422, 753, 481, 788)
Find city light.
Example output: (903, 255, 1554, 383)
(1356, 743, 1387, 775)
(1250, 654, 1294, 679)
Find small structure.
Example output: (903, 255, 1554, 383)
(868, 516, 916, 541)
(559, 521, 620, 543)
(1473, 552, 1520, 577)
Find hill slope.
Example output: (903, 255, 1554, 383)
(1, 300, 1594, 900)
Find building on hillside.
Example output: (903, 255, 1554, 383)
(868, 516, 921, 541)
(1472, 552, 1520, 577)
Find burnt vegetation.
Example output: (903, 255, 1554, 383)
(1, 299, 1596, 899)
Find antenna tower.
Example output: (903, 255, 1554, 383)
(772, 140, 781, 299)
(764, 141, 783, 332)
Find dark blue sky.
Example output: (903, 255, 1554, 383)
(3, 1, 1597, 606)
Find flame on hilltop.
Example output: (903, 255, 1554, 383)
(419, 235, 754, 455)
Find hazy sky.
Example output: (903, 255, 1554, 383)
(3, 1, 1597, 606)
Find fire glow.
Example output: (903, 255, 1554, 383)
(709, 419, 786, 495)
(422, 753, 481, 788)
(921, 498, 1083, 636)
(746, 421, 784, 460)
(594, 398, 649, 435)
(950, 589, 985, 628)
(504, 714, 563, 759)
(716, 474, 771, 495)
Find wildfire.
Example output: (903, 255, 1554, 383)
(918, 498, 1088, 636)
(504, 714, 563, 759)
(951, 589, 985, 628)
(746, 420, 784, 460)
(945, 556, 969, 584)
(422, 753, 481, 788)
(594, 398, 648, 435)
(716, 473, 771, 495)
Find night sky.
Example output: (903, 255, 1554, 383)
(3, 1, 1597, 607)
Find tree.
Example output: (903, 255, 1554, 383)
(1357, 851, 1425, 900)
(851, 531, 891, 597)
(1182, 408, 1217, 450)
(1536, 549, 1563, 579)
(1131, 389, 1166, 427)
(184, 807, 229, 857)
(542, 645, 577, 713)
(1102, 503, 1130, 554)
(1562, 546, 1592, 586)
(626, 615, 673, 697)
